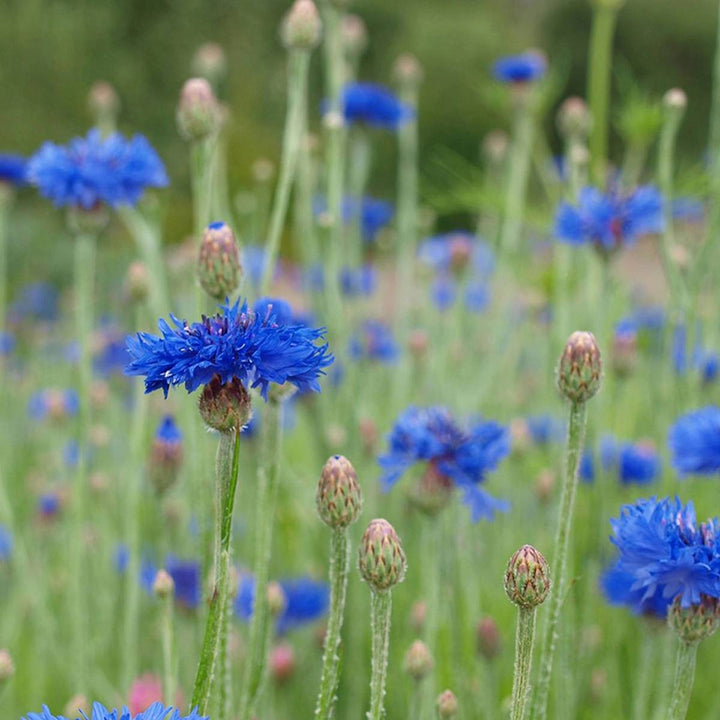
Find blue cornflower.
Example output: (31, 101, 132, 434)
(156, 415, 182, 444)
(0, 524, 12, 561)
(115, 543, 130, 574)
(672, 325, 718, 383)
(348, 320, 399, 363)
(125, 298, 333, 400)
(526, 414, 566, 445)
(27, 129, 168, 209)
(555, 186, 664, 253)
(9, 282, 59, 324)
(140, 556, 201, 609)
(465, 282, 491, 313)
(339, 264, 376, 297)
(600, 562, 670, 617)
(492, 52, 547, 83)
(23, 701, 207, 720)
(606, 496, 720, 609)
(38, 492, 61, 519)
(601, 436, 661, 485)
(0, 331, 14, 355)
(378, 406, 510, 522)
(668, 406, 720, 475)
(430, 275, 456, 312)
(579, 449, 595, 483)
(342, 197, 394, 242)
(0, 153, 27, 186)
(418, 232, 495, 277)
(234, 574, 329, 634)
(28, 389, 80, 421)
(338, 83, 414, 129)
(672, 197, 704, 223)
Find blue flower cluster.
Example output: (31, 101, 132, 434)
(378, 406, 511, 522)
(27, 129, 168, 209)
(125, 299, 333, 399)
(0, 153, 27, 186)
(23, 702, 206, 720)
(600, 436, 661, 485)
(603, 497, 720, 615)
(348, 320, 399, 363)
(668, 406, 720, 476)
(492, 52, 547, 83)
(555, 186, 664, 252)
(314, 196, 394, 243)
(339, 83, 414, 129)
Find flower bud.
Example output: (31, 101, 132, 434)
(88, 81, 120, 127)
(668, 596, 720, 645)
(317, 455, 363, 528)
(267, 581, 287, 617)
(393, 53, 424, 88)
(197, 221, 242, 300)
(557, 331, 602, 404)
(198, 376, 252, 432)
(125, 261, 150, 305)
(504, 544, 551, 609)
(358, 518, 407, 592)
(252, 158, 275, 184)
(410, 601, 427, 634)
(482, 130, 509, 166)
(270, 642, 296, 683)
(68, 204, 110, 235)
(663, 88, 687, 125)
(476, 616, 501, 659)
(153, 569, 175, 599)
(409, 465, 453, 516)
(534, 469, 555, 505)
(281, 0, 322, 51)
(148, 415, 183, 495)
(192, 43, 227, 88)
(0, 649, 14, 683)
(342, 15, 368, 58)
(403, 639, 433, 681)
(437, 689, 459, 719)
(177, 78, 220, 141)
(557, 96, 591, 140)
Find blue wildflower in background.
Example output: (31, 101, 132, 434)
(9, 282, 59, 324)
(27, 129, 168, 209)
(492, 52, 547, 83)
(342, 196, 394, 242)
(579, 450, 595, 483)
(338, 82, 413, 129)
(671, 325, 718, 383)
(23, 701, 207, 720)
(668, 406, 720, 475)
(600, 436, 661, 485)
(141, 556, 201, 609)
(555, 186, 664, 254)
(526, 414, 566, 445)
(604, 496, 720, 611)
(339, 264, 377, 298)
(348, 320, 399, 363)
(234, 574, 329, 634)
(27, 389, 80, 421)
(0, 153, 27, 186)
(671, 197, 704, 223)
(125, 299, 333, 400)
(0, 524, 13, 561)
(38, 492, 61, 520)
(418, 232, 495, 277)
(378, 406, 511, 522)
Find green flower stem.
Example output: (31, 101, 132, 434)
(260, 50, 311, 295)
(587, 2, 620, 185)
(295, 100, 320, 269)
(160, 582, 176, 708)
(499, 92, 535, 254)
(533, 401, 588, 720)
(510, 607, 537, 720)
(0, 193, 9, 337)
(421, 520, 441, 720)
(368, 589, 393, 720)
(238, 398, 283, 720)
(191, 136, 216, 313)
(346, 128, 371, 266)
(69, 231, 97, 694)
(709, 0, 720, 180)
(666, 640, 698, 720)
(632, 630, 656, 720)
(315, 527, 351, 720)
(121, 302, 151, 689)
(190, 427, 241, 716)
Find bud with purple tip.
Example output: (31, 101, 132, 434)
(504, 544, 551, 609)
(358, 518, 407, 592)
(316, 455, 362, 529)
(557, 331, 602, 404)
(197, 221, 242, 300)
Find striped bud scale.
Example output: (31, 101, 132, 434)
(198, 376, 252, 432)
(358, 518, 406, 592)
(557, 331, 602, 403)
(317, 454, 362, 528)
(197, 221, 241, 300)
(504, 544, 550, 609)
(668, 596, 720, 645)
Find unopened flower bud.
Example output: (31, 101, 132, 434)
(198, 376, 252, 432)
(281, 0, 322, 51)
(404, 639, 433, 681)
(477, 616, 501, 659)
(557, 331, 602, 404)
(408, 329, 429, 358)
(197, 221, 242, 300)
(663, 88, 687, 121)
(177, 78, 220, 141)
(267, 581, 287, 617)
(192, 43, 227, 87)
(359, 417, 379, 454)
(68, 204, 110, 236)
(317, 455, 362, 528)
(153, 569, 175, 599)
(482, 130, 509, 166)
(557, 96, 592, 140)
(534, 469, 555, 504)
(409, 465, 453, 516)
(437, 689, 459, 719)
(343, 15, 368, 58)
(668, 596, 720, 645)
(252, 158, 275, 184)
(270, 642, 296, 683)
(393, 53, 424, 88)
(0, 649, 14, 683)
(125, 261, 150, 305)
(148, 416, 183, 495)
(358, 518, 407, 592)
(88, 81, 120, 126)
(504, 544, 551, 609)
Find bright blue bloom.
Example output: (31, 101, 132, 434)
(492, 52, 547, 83)
(125, 299, 333, 400)
(669, 406, 720, 475)
(0, 524, 12, 561)
(418, 232, 495, 277)
(27, 389, 80, 421)
(339, 83, 413, 129)
(339, 264, 376, 297)
(342, 197, 394, 242)
(555, 186, 664, 252)
(378, 406, 511, 522)
(156, 415, 182, 444)
(601, 562, 670, 617)
(580, 450, 595, 483)
(9, 282, 59, 323)
(601, 436, 661, 485)
(27, 129, 168, 209)
(607, 496, 720, 609)
(234, 574, 329, 634)
(348, 320, 399, 363)
(0, 153, 27, 185)
(526, 415, 565, 445)
(23, 701, 207, 720)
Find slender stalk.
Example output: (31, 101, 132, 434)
(421, 520, 441, 720)
(709, 0, 720, 181)
(260, 50, 311, 295)
(69, 231, 97, 694)
(499, 92, 535, 254)
(587, 2, 620, 185)
(0, 193, 9, 338)
(160, 581, 176, 707)
(315, 527, 351, 720)
(510, 608, 537, 720)
(632, 630, 656, 720)
(191, 137, 216, 314)
(346, 129, 371, 267)
(532, 401, 588, 720)
(238, 399, 283, 720)
(190, 428, 241, 715)
(665, 640, 698, 720)
(368, 590, 393, 720)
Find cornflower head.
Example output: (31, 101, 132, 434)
(23, 701, 206, 720)
(0, 524, 12, 561)
(27, 389, 80, 421)
(148, 415, 183, 494)
(671, 326, 719, 383)
(492, 51, 547, 84)
(554, 186, 664, 255)
(600, 436, 661, 485)
(668, 406, 720, 476)
(9, 282, 59, 324)
(606, 496, 720, 611)
(341, 196, 394, 243)
(348, 320, 399, 363)
(0, 153, 27, 187)
(418, 232, 495, 278)
(526, 414, 566, 445)
(378, 406, 511, 522)
(27, 129, 168, 209)
(141, 556, 201, 609)
(338, 82, 414, 129)
(339, 264, 376, 298)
